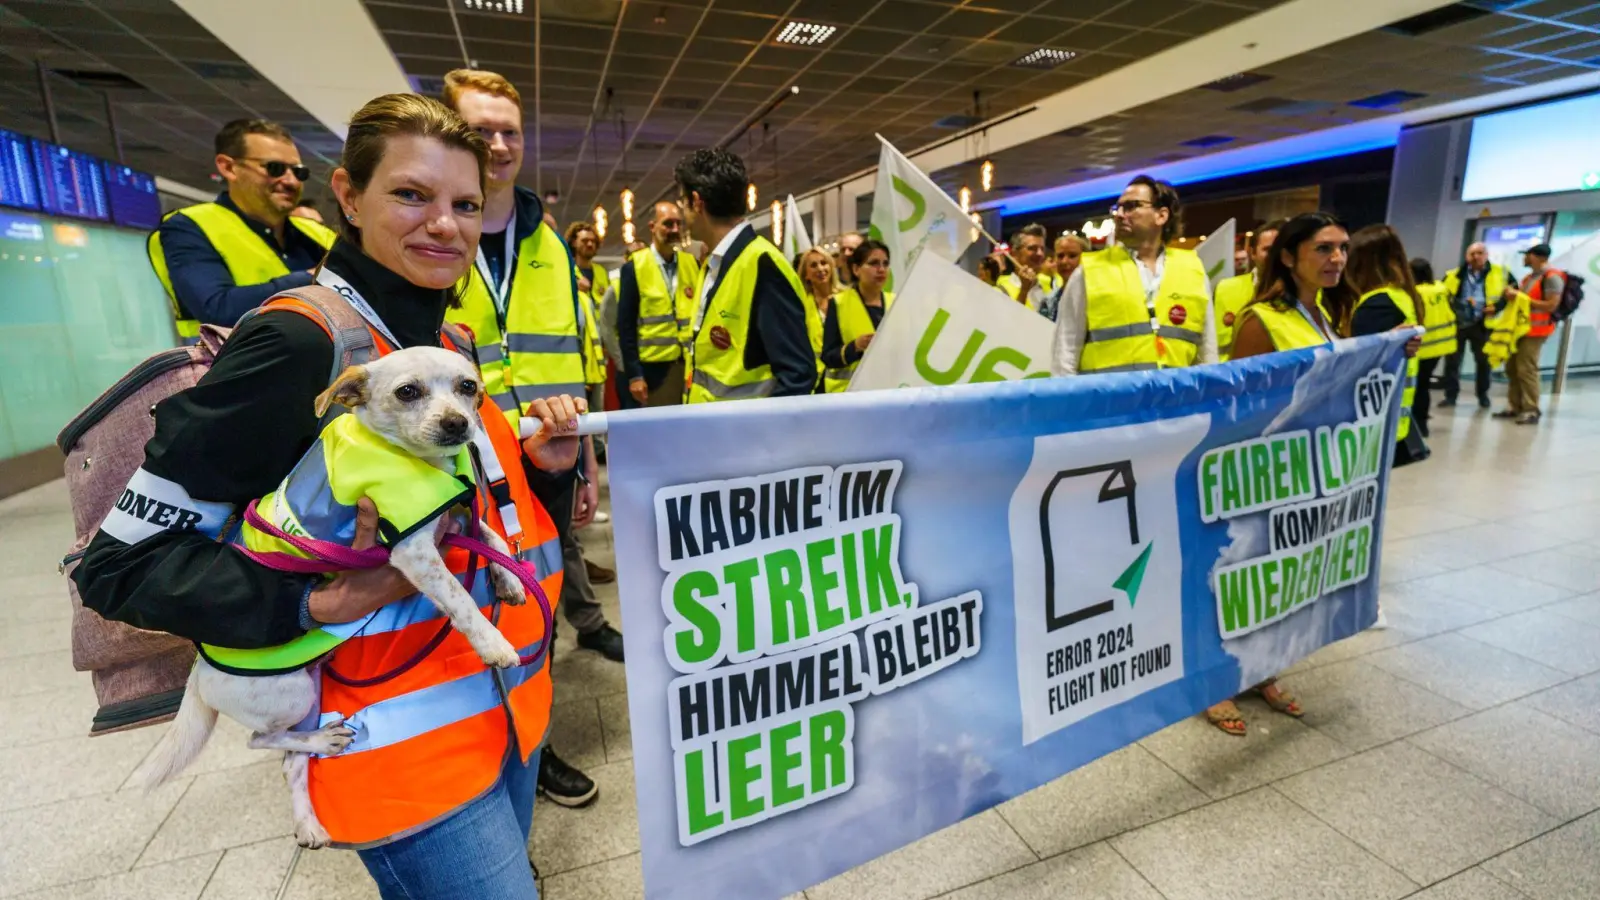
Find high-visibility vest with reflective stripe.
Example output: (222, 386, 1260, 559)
(1523, 267, 1562, 338)
(202, 414, 477, 674)
(687, 235, 820, 403)
(147, 203, 336, 339)
(1415, 281, 1458, 360)
(1077, 247, 1209, 374)
(234, 294, 561, 848)
(1442, 264, 1512, 317)
(628, 247, 702, 364)
(449, 220, 585, 423)
(577, 265, 609, 386)
(1237, 292, 1335, 354)
(823, 287, 894, 393)
(1355, 286, 1419, 442)
(1213, 272, 1255, 361)
(997, 271, 1059, 310)
(1484, 291, 1531, 369)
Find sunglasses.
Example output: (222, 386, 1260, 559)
(239, 158, 310, 182)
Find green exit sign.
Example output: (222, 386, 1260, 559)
(1583, 171, 1600, 191)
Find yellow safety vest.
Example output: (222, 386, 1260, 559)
(448, 220, 584, 424)
(1077, 247, 1209, 374)
(1213, 272, 1256, 361)
(628, 247, 703, 364)
(1415, 281, 1458, 360)
(1354, 286, 1419, 442)
(1442, 264, 1511, 313)
(823, 287, 894, 393)
(1237, 292, 1335, 354)
(1483, 292, 1531, 370)
(576, 264, 609, 386)
(687, 234, 820, 403)
(204, 414, 474, 674)
(997, 271, 1060, 310)
(147, 203, 336, 339)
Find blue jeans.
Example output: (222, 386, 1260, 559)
(358, 749, 540, 899)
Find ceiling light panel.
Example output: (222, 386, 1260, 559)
(461, 0, 526, 11)
(1012, 48, 1077, 70)
(776, 21, 837, 47)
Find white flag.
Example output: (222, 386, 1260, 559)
(849, 253, 1054, 391)
(869, 135, 976, 290)
(780, 194, 812, 260)
(1195, 218, 1236, 292)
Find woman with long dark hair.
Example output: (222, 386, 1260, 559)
(1228, 212, 1350, 361)
(1205, 213, 1353, 736)
(821, 239, 893, 392)
(1346, 224, 1426, 462)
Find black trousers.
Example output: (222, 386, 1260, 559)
(1414, 357, 1438, 438)
(1443, 320, 1491, 403)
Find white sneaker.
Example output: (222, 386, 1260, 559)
(593, 511, 611, 524)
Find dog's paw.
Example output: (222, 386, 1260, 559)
(305, 719, 357, 757)
(473, 632, 523, 669)
(295, 816, 332, 849)
(492, 566, 527, 606)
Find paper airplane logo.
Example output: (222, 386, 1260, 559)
(1114, 543, 1154, 607)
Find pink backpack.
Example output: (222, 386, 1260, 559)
(56, 287, 374, 735)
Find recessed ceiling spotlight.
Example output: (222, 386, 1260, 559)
(462, 0, 525, 11)
(1012, 48, 1076, 69)
(776, 21, 837, 46)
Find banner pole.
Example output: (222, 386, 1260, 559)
(521, 412, 610, 439)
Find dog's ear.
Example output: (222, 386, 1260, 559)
(314, 366, 370, 416)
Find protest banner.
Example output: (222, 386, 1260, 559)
(606, 330, 1412, 900)
(847, 253, 1054, 391)
(1196, 218, 1237, 291)
(869, 136, 976, 291)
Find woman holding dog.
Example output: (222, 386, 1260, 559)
(74, 94, 575, 898)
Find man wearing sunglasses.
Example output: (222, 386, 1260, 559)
(148, 118, 335, 342)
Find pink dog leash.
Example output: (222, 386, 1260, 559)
(237, 500, 555, 673)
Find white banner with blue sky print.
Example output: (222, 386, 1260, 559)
(606, 330, 1412, 900)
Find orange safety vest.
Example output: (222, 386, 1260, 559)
(1523, 267, 1562, 339)
(258, 293, 563, 849)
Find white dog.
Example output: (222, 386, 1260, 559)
(132, 347, 529, 849)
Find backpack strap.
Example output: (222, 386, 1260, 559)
(239, 285, 381, 387)
(440, 322, 477, 367)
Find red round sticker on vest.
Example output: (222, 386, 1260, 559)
(1168, 306, 1188, 326)
(709, 325, 732, 350)
(1223, 311, 1235, 327)
(684, 284, 694, 299)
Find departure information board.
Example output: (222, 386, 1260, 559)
(104, 162, 162, 230)
(31, 140, 110, 221)
(0, 129, 41, 211)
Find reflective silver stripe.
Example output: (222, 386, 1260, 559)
(1086, 323, 1151, 342)
(1156, 325, 1201, 344)
(514, 383, 587, 402)
(676, 318, 691, 327)
(506, 333, 580, 354)
(518, 537, 563, 580)
(639, 314, 677, 325)
(1088, 362, 1159, 374)
(640, 336, 680, 347)
(490, 391, 519, 411)
(476, 343, 505, 364)
(824, 367, 854, 383)
(692, 369, 775, 400)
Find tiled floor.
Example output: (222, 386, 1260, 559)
(3, 379, 1600, 899)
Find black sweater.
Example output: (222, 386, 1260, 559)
(73, 240, 567, 649)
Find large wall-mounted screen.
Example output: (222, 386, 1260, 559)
(30, 140, 110, 222)
(104, 162, 162, 230)
(1461, 91, 1600, 202)
(0, 128, 41, 211)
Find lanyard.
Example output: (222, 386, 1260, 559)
(315, 267, 402, 349)
(656, 248, 679, 301)
(474, 210, 518, 314)
(1295, 298, 1336, 344)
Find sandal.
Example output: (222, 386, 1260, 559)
(1206, 701, 1247, 736)
(1256, 683, 1304, 718)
